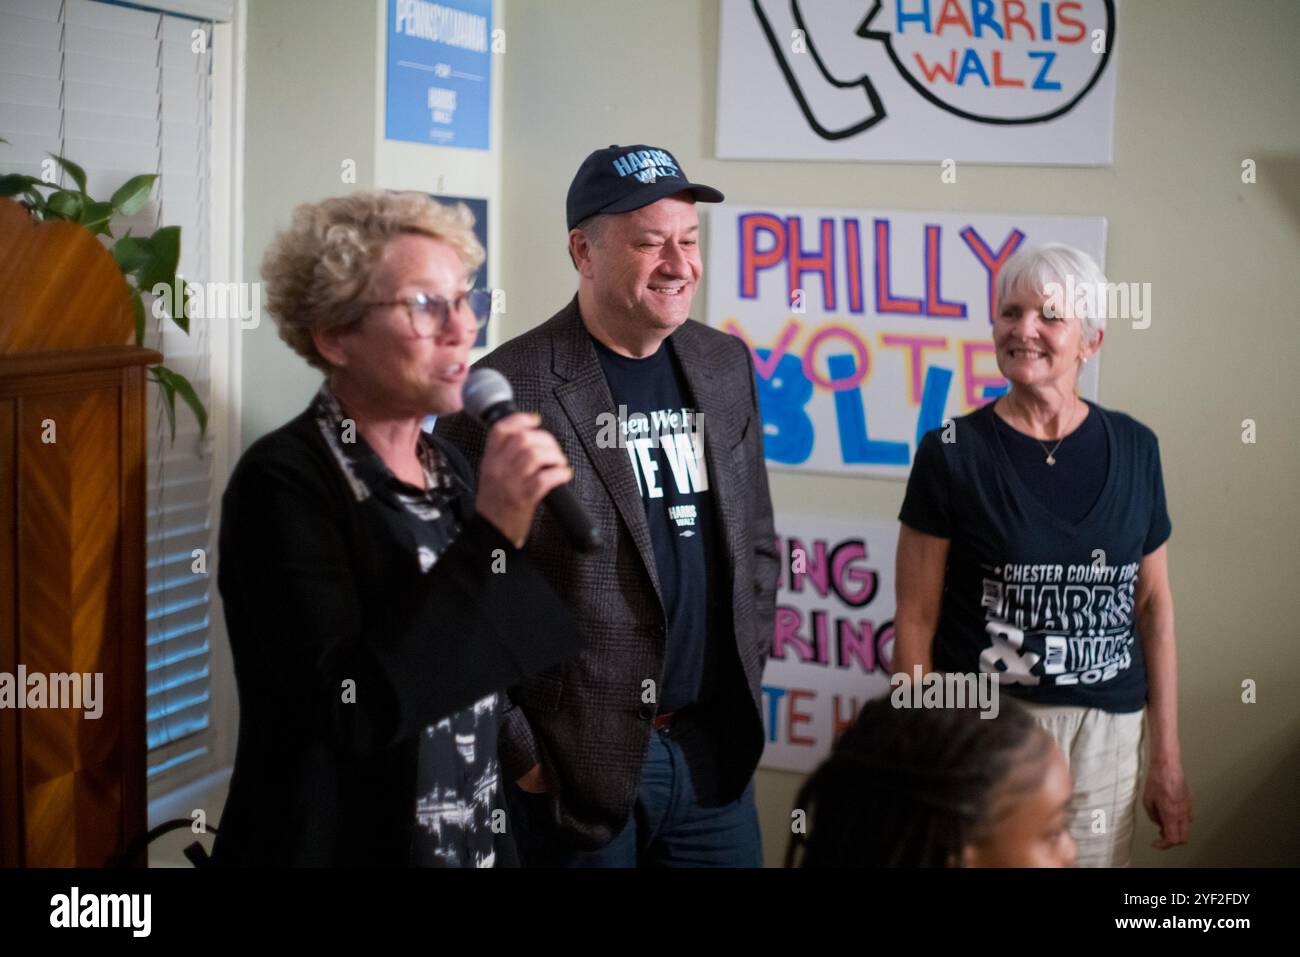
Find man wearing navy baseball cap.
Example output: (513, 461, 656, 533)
(438, 145, 778, 867)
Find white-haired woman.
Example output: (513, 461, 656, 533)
(213, 191, 579, 867)
(893, 243, 1191, 867)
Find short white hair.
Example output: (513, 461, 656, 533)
(997, 242, 1107, 343)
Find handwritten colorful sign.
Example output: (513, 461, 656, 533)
(717, 0, 1118, 164)
(707, 205, 1105, 479)
(760, 516, 898, 772)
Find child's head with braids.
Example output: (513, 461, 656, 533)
(787, 695, 1076, 867)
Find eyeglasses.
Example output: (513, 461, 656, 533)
(366, 288, 492, 338)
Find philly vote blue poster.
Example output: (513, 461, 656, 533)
(386, 0, 492, 149)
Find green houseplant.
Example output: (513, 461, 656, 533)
(0, 142, 207, 439)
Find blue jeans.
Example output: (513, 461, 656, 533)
(508, 728, 762, 867)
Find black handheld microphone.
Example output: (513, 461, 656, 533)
(462, 368, 600, 554)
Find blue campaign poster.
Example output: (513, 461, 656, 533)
(431, 193, 489, 349)
(386, 0, 492, 150)
(422, 192, 490, 432)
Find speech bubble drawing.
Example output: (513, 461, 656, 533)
(859, 0, 1116, 125)
(752, 0, 887, 139)
(751, 0, 1115, 140)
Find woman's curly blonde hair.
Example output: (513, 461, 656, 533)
(261, 191, 486, 370)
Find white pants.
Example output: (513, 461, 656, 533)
(1015, 701, 1147, 868)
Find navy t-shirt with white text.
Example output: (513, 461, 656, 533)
(593, 337, 725, 714)
(898, 400, 1171, 713)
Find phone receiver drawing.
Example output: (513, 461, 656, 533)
(751, 0, 886, 140)
(753, 0, 1116, 140)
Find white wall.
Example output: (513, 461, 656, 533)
(240, 0, 379, 446)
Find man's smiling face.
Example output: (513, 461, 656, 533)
(581, 193, 701, 337)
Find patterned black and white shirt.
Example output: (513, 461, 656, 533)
(312, 383, 504, 867)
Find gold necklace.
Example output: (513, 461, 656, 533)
(1035, 396, 1079, 466)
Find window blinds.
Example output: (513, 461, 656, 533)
(0, 0, 218, 786)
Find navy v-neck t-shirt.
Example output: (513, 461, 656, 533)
(899, 399, 1171, 712)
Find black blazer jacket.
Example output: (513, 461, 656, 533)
(211, 405, 579, 866)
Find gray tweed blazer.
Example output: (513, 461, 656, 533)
(436, 296, 778, 851)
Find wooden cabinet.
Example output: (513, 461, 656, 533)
(0, 196, 162, 866)
(0, 346, 160, 866)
